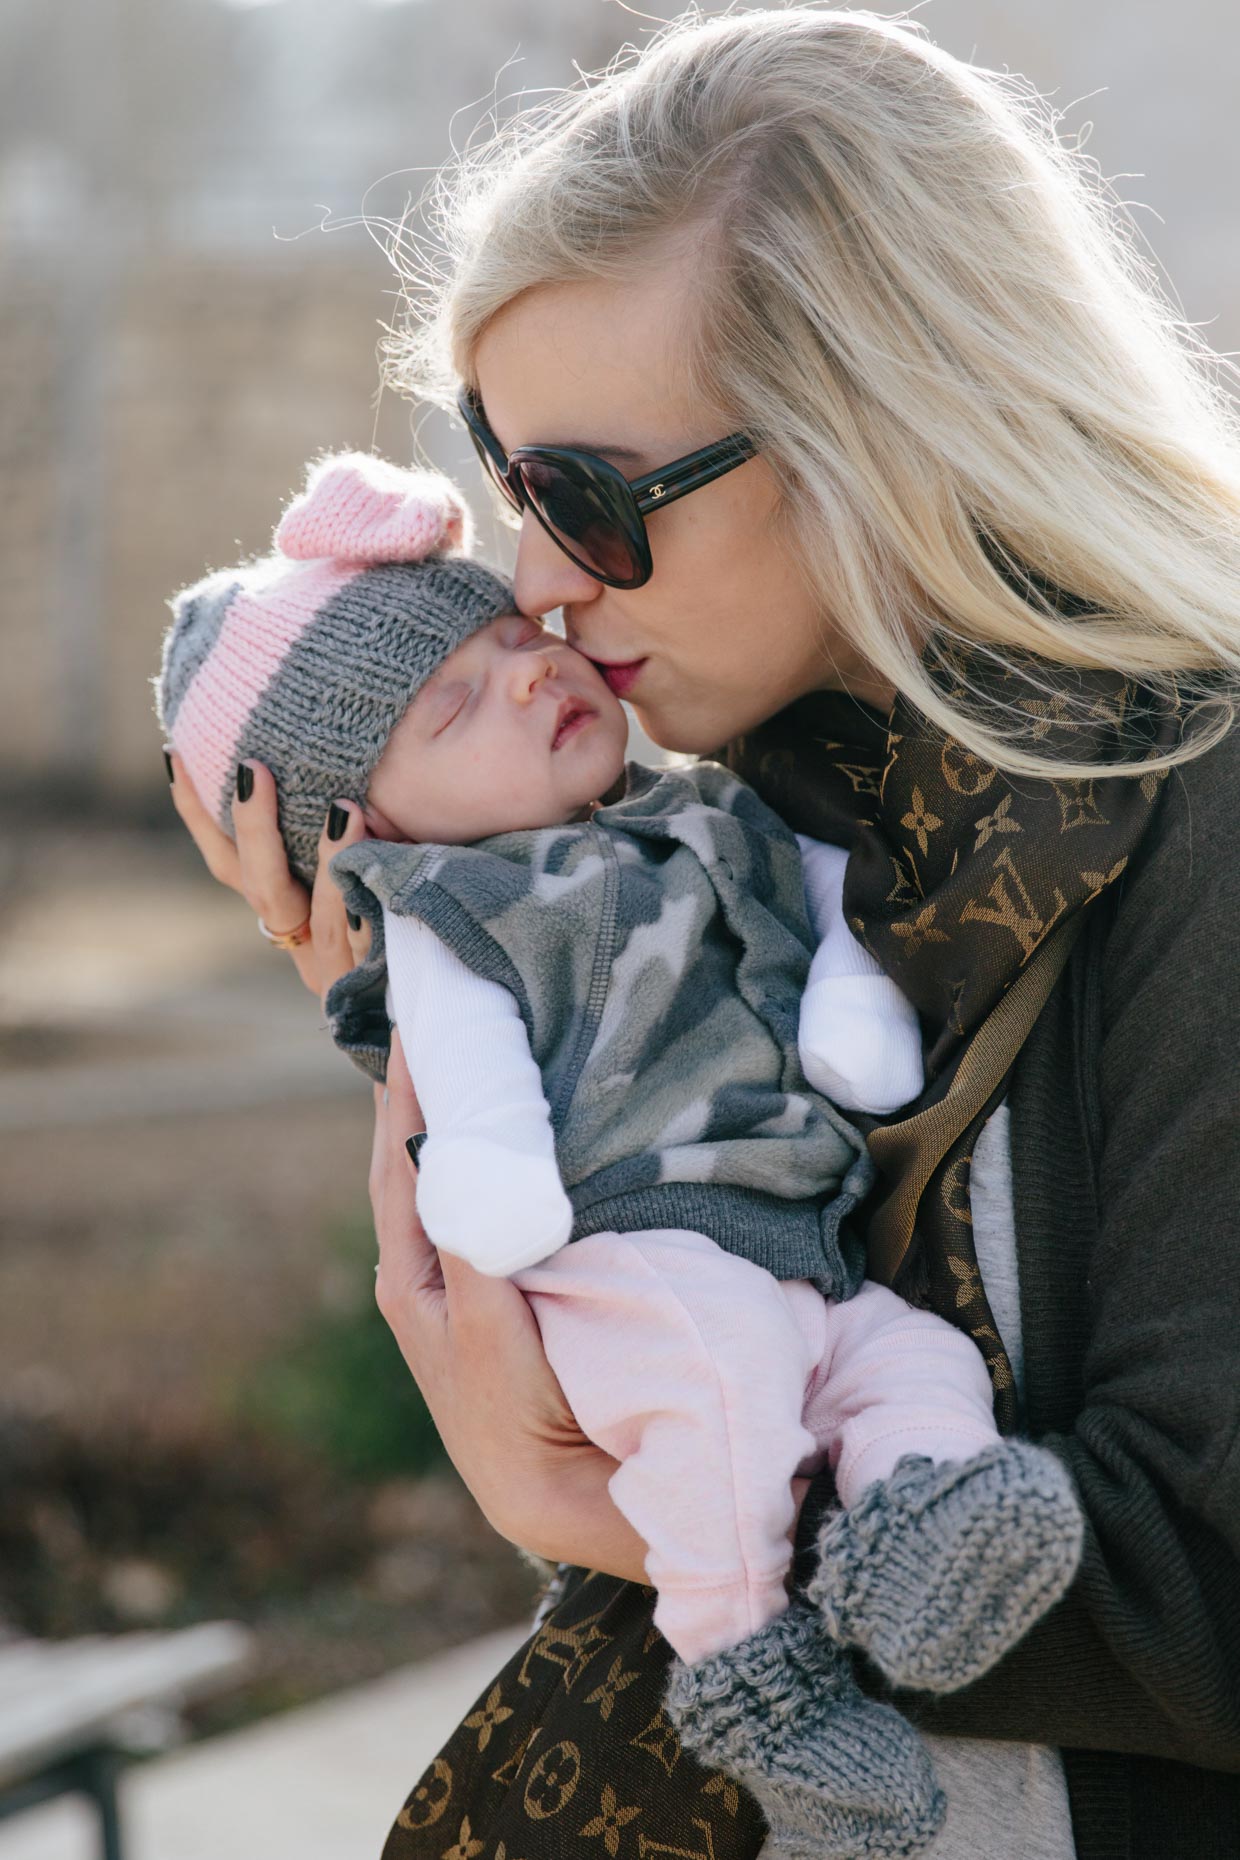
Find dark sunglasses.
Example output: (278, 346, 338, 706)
(457, 387, 756, 590)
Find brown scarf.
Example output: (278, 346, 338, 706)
(381, 651, 1178, 1860)
(724, 653, 1175, 1426)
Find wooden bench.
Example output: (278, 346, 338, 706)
(0, 1622, 253, 1859)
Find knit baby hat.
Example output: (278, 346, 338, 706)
(157, 452, 514, 886)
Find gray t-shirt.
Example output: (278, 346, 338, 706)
(916, 1103, 1076, 1860)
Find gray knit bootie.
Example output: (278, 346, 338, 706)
(664, 1602, 945, 1860)
(808, 1442, 1084, 1694)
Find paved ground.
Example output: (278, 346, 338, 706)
(0, 1624, 529, 1860)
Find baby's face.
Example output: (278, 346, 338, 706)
(365, 614, 630, 844)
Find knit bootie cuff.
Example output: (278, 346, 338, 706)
(807, 1441, 1084, 1694)
(665, 1605, 945, 1860)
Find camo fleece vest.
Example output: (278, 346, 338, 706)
(325, 759, 872, 1293)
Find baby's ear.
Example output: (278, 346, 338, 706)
(274, 452, 472, 565)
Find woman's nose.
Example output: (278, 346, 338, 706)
(512, 511, 601, 620)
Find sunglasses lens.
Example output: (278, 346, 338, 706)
(514, 456, 645, 587)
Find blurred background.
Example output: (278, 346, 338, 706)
(0, 0, 1236, 1846)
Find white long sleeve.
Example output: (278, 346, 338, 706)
(794, 833, 924, 1115)
(383, 908, 573, 1275)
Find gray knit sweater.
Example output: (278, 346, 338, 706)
(857, 721, 1240, 1859)
(325, 758, 872, 1293)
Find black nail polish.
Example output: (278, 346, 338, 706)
(235, 763, 254, 803)
(405, 1133, 428, 1166)
(327, 802, 349, 841)
(163, 749, 174, 784)
(347, 910, 362, 933)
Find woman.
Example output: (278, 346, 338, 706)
(169, 9, 1240, 1857)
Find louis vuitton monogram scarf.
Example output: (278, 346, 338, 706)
(724, 650, 1176, 1426)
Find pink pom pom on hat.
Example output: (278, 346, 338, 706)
(275, 451, 472, 563)
(156, 451, 514, 886)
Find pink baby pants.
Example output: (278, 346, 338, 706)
(512, 1228, 1001, 1666)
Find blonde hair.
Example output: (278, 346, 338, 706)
(387, 5, 1240, 779)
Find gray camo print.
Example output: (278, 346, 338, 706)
(327, 759, 872, 1293)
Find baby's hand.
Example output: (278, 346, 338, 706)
(414, 1139, 574, 1275)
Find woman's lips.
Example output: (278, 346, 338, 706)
(597, 659, 647, 698)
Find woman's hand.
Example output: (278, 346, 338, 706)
(373, 1037, 814, 1580)
(166, 751, 369, 1001)
(371, 1032, 654, 1582)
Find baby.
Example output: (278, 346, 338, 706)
(158, 452, 1082, 1857)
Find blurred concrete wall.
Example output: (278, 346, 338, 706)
(1, 0, 1236, 807)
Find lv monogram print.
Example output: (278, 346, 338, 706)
(382, 1570, 767, 1860)
(726, 654, 1176, 1428)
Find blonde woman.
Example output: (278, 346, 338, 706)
(169, 8, 1240, 1857)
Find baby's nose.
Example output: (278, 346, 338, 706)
(512, 650, 558, 702)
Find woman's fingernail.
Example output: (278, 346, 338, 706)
(405, 1133, 427, 1167)
(327, 802, 349, 841)
(235, 763, 254, 803)
(163, 748, 175, 784)
(347, 910, 362, 933)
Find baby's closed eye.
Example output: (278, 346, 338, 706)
(429, 680, 473, 734)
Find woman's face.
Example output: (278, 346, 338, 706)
(472, 258, 895, 756)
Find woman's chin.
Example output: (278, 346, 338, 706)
(630, 703, 727, 759)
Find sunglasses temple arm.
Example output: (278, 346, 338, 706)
(632, 447, 755, 515)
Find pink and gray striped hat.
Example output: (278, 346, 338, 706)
(156, 451, 513, 885)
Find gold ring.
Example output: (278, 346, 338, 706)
(258, 914, 313, 950)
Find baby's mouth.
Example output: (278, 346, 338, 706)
(551, 697, 597, 749)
